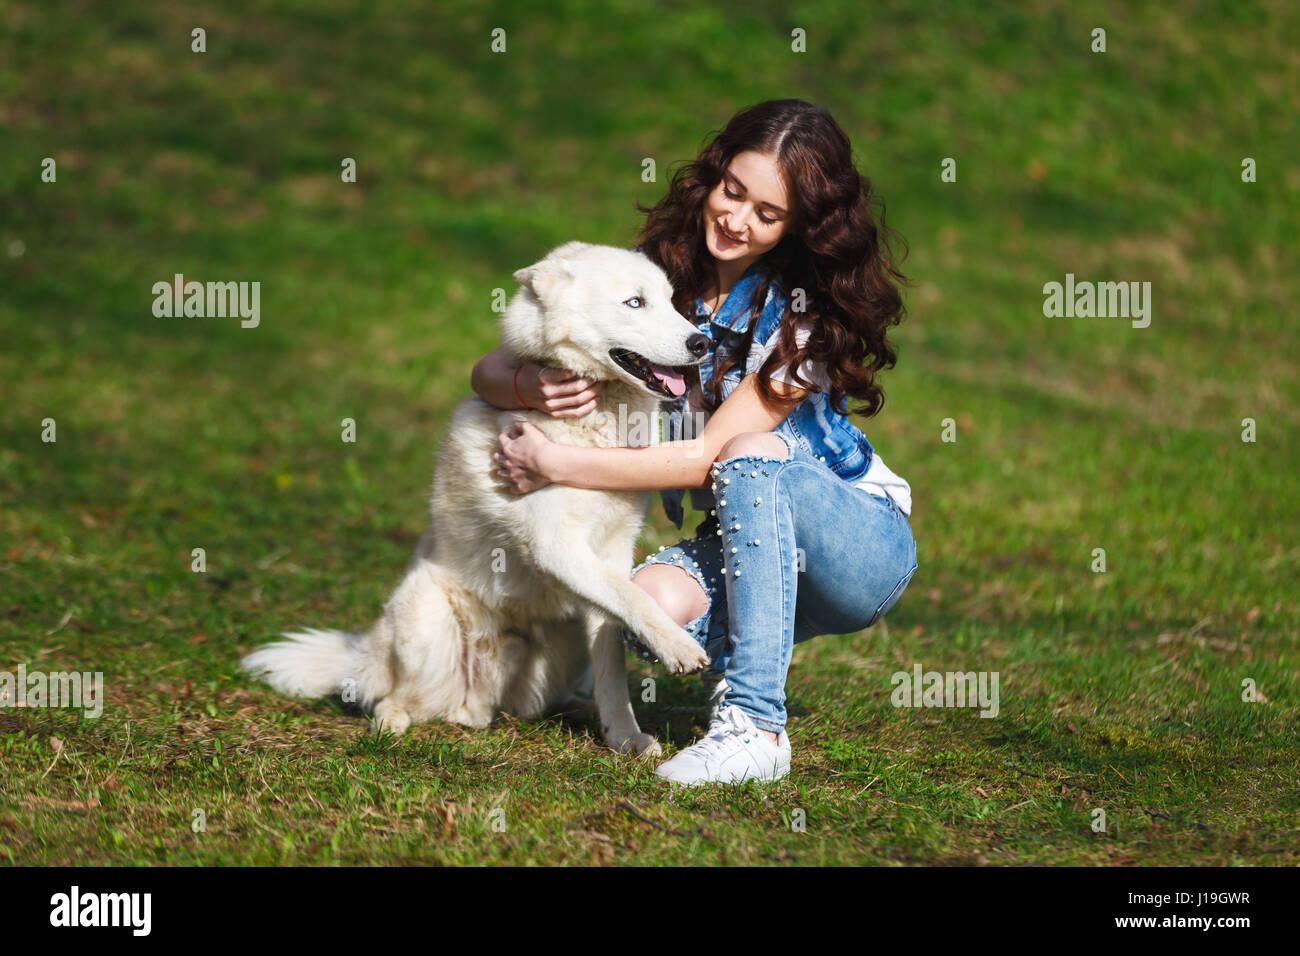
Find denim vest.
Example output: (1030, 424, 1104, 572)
(657, 255, 875, 529)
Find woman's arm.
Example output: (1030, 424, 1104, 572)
(497, 374, 808, 493)
(471, 346, 606, 417)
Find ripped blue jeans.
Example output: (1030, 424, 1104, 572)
(623, 432, 917, 732)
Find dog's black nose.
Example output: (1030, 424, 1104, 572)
(686, 333, 710, 357)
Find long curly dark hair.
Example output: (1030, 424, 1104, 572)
(633, 98, 910, 419)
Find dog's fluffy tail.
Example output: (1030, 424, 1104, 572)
(241, 628, 377, 702)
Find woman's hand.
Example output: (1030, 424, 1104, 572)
(494, 420, 559, 494)
(516, 362, 606, 417)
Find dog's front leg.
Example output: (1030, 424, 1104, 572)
(530, 539, 709, 676)
(583, 608, 661, 757)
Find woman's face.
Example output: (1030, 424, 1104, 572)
(703, 150, 794, 267)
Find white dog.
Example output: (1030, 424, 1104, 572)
(241, 242, 712, 755)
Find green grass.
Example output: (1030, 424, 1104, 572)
(1, 0, 1296, 865)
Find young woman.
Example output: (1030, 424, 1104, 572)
(472, 99, 917, 785)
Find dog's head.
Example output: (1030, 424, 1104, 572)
(503, 242, 707, 400)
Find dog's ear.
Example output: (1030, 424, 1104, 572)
(513, 243, 587, 306)
(511, 261, 562, 305)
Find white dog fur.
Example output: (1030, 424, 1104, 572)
(240, 242, 712, 755)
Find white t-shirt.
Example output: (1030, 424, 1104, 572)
(684, 317, 913, 516)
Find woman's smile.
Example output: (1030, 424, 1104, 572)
(715, 220, 745, 249)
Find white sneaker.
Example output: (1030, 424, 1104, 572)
(655, 705, 791, 785)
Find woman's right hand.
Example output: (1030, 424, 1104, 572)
(515, 362, 606, 418)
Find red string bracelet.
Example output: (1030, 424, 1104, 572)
(513, 366, 534, 411)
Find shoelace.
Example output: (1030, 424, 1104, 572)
(687, 706, 757, 767)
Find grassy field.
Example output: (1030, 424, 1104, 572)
(1, 0, 1297, 865)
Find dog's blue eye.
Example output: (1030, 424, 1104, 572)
(625, 297, 644, 309)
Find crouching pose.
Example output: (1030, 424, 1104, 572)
(491, 99, 918, 784)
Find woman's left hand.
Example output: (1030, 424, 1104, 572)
(494, 420, 556, 494)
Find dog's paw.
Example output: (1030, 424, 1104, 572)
(373, 699, 411, 736)
(607, 729, 662, 758)
(655, 636, 710, 676)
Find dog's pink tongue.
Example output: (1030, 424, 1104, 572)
(651, 365, 686, 397)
